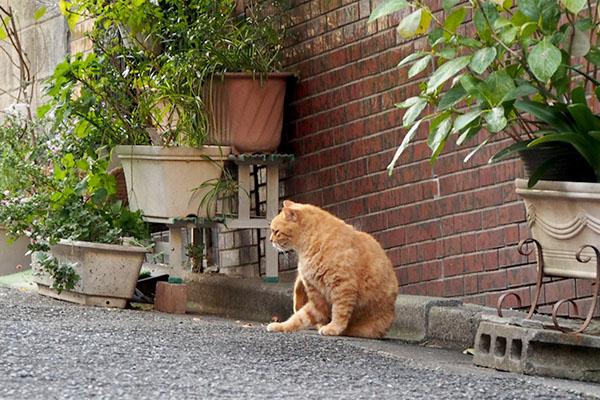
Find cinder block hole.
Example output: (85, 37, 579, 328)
(478, 334, 491, 353)
(510, 339, 523, 361)
(494, 336, 507, 358)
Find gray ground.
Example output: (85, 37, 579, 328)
(1, 285, 599, 400)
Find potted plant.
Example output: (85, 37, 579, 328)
(52, 0, 292, 220)
(0, 117, 150, 308)
(369, 0, 600, 183)
(370, 0, 600, 318)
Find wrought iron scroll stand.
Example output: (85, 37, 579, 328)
(496, 238, 600, 334)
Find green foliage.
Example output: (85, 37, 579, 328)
(36, 252, 80, 294)
(48, 0, 289, 148)
(371, 0, 600, 179)
(0, 114, 149, 286)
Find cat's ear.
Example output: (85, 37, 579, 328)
(283, 200, 296, 207)
(283, 207, 298, 222)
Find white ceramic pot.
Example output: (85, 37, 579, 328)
(33, 239, 147, 308)
(515, 178, 600, 279)
(0, 227, 30, 276)
(115, 145, 231, 219)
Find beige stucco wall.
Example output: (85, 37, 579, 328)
(0, 0, 69, 116)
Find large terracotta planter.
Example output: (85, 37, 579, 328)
(33, 239, 147, 308)
(0, 227, 30, 276)
(515, 178, 600, 279)
(205, 72, 292, 154)
(115, 145, 231, 219)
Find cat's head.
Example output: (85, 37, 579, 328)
(269, 200, 302, 252)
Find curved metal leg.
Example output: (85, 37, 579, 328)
(518, 238, 545, 319)
(551, 245, 600, 334)
(496, 292, 522, 318)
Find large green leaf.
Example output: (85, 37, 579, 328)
(567, 103, 600, 133)
(408, 55, 432, 78)
(562, 26, 590, 58)
(453, 108, 483, 133)
(501, 83, 539, 102)
(459, 75, 488, 103)
(439, 84, 467, 110)
(0, 26, 6, 41)
(397, 9, 422, 38)
(369, 0, 410, 22)
(403, 98, 428, 127)
(560, 0, 586, 14)
(528, 39, 561, 82)
(387, 120, 423, 175)
(570, 86, 587, 105)
(470, 47, 497, 75)
(398, 52, 427, 68)
(426, 56, 471, 94)
(515, 100, 574, 132)
(443, 8, 466, 38)
(428, 116, 452, 152)
(483, 71, 516, 106)
(396, 96, 424, 109)
(585, 47, 600, 66)
(486, 106, 507, 132)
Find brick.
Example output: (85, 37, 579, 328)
(464, 274, 478, 295)
(421, 261, 443, 281)
(154, 282, 188, 314)
(444, 256, 465, 277)
(476, 228, 505, 251)
(544, 279, 576, 304)
(478, 270, 507, 292)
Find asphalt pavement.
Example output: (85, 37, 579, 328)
(1, 285, 600, 400)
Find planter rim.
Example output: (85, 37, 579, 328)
(115, 145, 231, 161)
(56, 239, 148, 254)
(216, 72, 295, 80)
(515, 178, 600, 199)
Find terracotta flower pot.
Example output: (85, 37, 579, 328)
(205, 72, 292, 154)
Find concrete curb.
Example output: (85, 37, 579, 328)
(181, 273, 500, 349)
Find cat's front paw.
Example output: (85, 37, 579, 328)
(267, 322, 285, 332)
(318, 323, 343, 336)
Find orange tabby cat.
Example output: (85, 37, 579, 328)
(266, 200, 398, 339)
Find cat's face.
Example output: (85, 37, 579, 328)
(269, 200, 300, 252)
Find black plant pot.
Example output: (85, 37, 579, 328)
(134, 273, 169, 302)
(518, 144, 597, 183)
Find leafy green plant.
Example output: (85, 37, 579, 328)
(36, 253, 80, 294)
(0, 114, 149, 289)
(492, 86, 600, 186)
(370, 0, 600, 177)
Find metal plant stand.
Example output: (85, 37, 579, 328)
(144, 154, 293, 282)
(497, 238, 600, 334)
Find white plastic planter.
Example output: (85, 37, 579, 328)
(0, 227, 30, 276)
(115, 145, 231, 219)
(33, 239, 147, 308)
(515, 178, 600, 279)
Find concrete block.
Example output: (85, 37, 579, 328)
(388, 295, 462, 342)
(220, 249, 240, 268)
(428, 304, 485, 349)
(473, 321, 600, 383)
(154, 282, 188, 314)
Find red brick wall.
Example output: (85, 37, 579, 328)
(280, 0, 597, 316)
